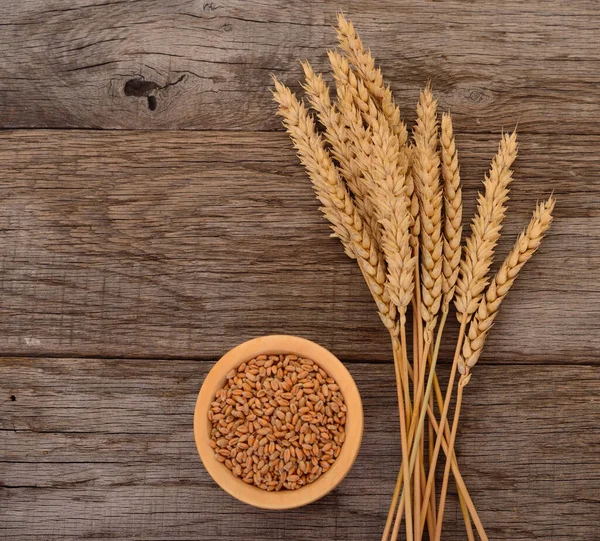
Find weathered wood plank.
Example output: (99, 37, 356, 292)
(0, 1, 599, 133)
(0, 130, 596, 362)
(1, 358, 598, 540)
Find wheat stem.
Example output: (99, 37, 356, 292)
(417, 314, 468, 538)
(392, 337, 414, 541)
(389, 361, 484, 541)
(458, 488, 476, 541)
(434, 373, 472, 540)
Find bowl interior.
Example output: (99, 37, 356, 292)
(194, 335, 363, 509)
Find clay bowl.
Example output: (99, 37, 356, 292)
(194, 335, 363, 509)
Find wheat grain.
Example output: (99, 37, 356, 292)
(412, 85, 443, 339)
(405, 145, 420, 248)
(440, 113, 463, 304)
(272, 78, 398, 335)
(454, 130, 518, 317)
(459, 196, 555, 373)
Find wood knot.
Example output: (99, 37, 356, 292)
(468, 89, 485, 104)
(123, 79, 160, 97)
(124, 79, 160, 111)
(123, 75, 185, 111)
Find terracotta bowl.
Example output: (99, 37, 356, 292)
(194, 335, 364, 509)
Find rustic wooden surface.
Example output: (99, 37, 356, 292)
(0, 1, 599, 540)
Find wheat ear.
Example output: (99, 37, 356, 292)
(441, 112, 463, 304)
(328, 49, 373, 120)
(301, 61, 382, 244)
(272, 78, 397, 336)
(300, 62, 361, 199)
(328, 45, 413, 302)
(369, 113, 416, 325)
(459, 196, 555, 373)
(326, 51, 384, 236)
(413, 85, 443, 341)
(327, 55, 414, 436)
(333, 14, 417, 266)
(454, 130, 518, 317)
(335, 13, 408, 146)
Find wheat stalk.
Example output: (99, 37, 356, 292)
(441, 112, 463, 304)
(331, 60, 416, 532)
(332, 21, 439, 536)
(328, 42, 420, 537)
(411, 85, 442, 541)
(435, 197, 555, 539)
(418, 130, 518, 540)
(459, 196, 555, 373)
(454, 130, 518, 317)
(403, 111, 465, 541)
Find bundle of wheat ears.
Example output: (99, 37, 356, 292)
(273, 14, 554, 541)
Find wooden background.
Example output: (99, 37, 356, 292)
(1, 1, 598, 539)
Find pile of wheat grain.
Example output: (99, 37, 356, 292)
(209, 354, 346, 491)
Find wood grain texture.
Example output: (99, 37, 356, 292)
(0, 0, 599, 133)
(1, 358, 598, 540)
(1, 1, 599, 539)
(0, 130, 596, 363)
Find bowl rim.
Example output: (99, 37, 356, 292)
(194, 334, 364, 509)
